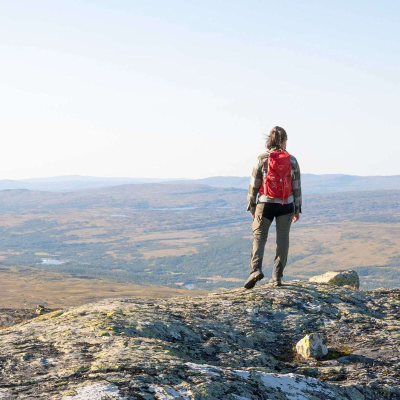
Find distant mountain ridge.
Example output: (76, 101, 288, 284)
(1, 174, 399, 194)
(166, 174, 400, 193)
(0, 176, 172, 192)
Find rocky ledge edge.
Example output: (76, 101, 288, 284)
(0, 280, 399, 399)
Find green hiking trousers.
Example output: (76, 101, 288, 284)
(250, 202, 294, 281)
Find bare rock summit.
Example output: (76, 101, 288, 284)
(0, 281, 398, 399)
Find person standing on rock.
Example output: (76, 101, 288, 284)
(244, 126, 302, 289)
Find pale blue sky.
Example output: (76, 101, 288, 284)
(1, 0, 399, 179)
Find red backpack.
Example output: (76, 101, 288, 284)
(259, 150, 293, 204)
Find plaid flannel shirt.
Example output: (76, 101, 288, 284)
(247, 147, 302, 214)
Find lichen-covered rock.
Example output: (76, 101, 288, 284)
(309, 270, 360, 289)
(0, 281, 398, 399)
(296, 333, 328, 359)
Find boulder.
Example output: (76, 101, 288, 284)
(296, 333, 328, 359)
(309, 270, 360, 289)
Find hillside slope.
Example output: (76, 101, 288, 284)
(0, 281, 398, 399)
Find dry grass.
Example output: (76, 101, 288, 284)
(198, 276, 243, 282)
(131, 231, 204, 242)
(141, 247, 199, 259)
(0, 266, 207, 309)
(290, 222, 400, 270)
(66, 227, 109, 237)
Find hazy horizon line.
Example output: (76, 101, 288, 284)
(1, 172, 400, 182)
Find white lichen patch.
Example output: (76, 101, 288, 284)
(169, 330, 182, 340)
(245, 308, 258, 315)
(40, 357, 57, 365)
(149, 386, 192, 400)
(62, 383, 126, 399)
(233, 370, 251, 380)
(0, 389, 12, 399)
(259, 372, 335, 400)
(231, 395, 251, 400)
(255, 316, 269, 324)
(165, 387, 193, 399)
(149, 386, 175, 400)
(304, 303, 322, 311)
(185, 362, 222, 377)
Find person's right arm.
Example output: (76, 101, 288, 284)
(246, 155, 264, 217)
(290, 155, 302, 223)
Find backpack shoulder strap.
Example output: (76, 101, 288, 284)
(262, 152, 270, 172)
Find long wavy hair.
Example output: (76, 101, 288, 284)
(266, 126, 287, 150)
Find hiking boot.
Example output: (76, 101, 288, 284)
(244, 270, 264, 289)
(269, 278, 282, 286)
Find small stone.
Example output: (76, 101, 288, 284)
(296, 333, 328, 359)
(36, 305, 46, 315)
(309, 270, 360, 289)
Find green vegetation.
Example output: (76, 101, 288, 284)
(0, 185, 399, 296)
